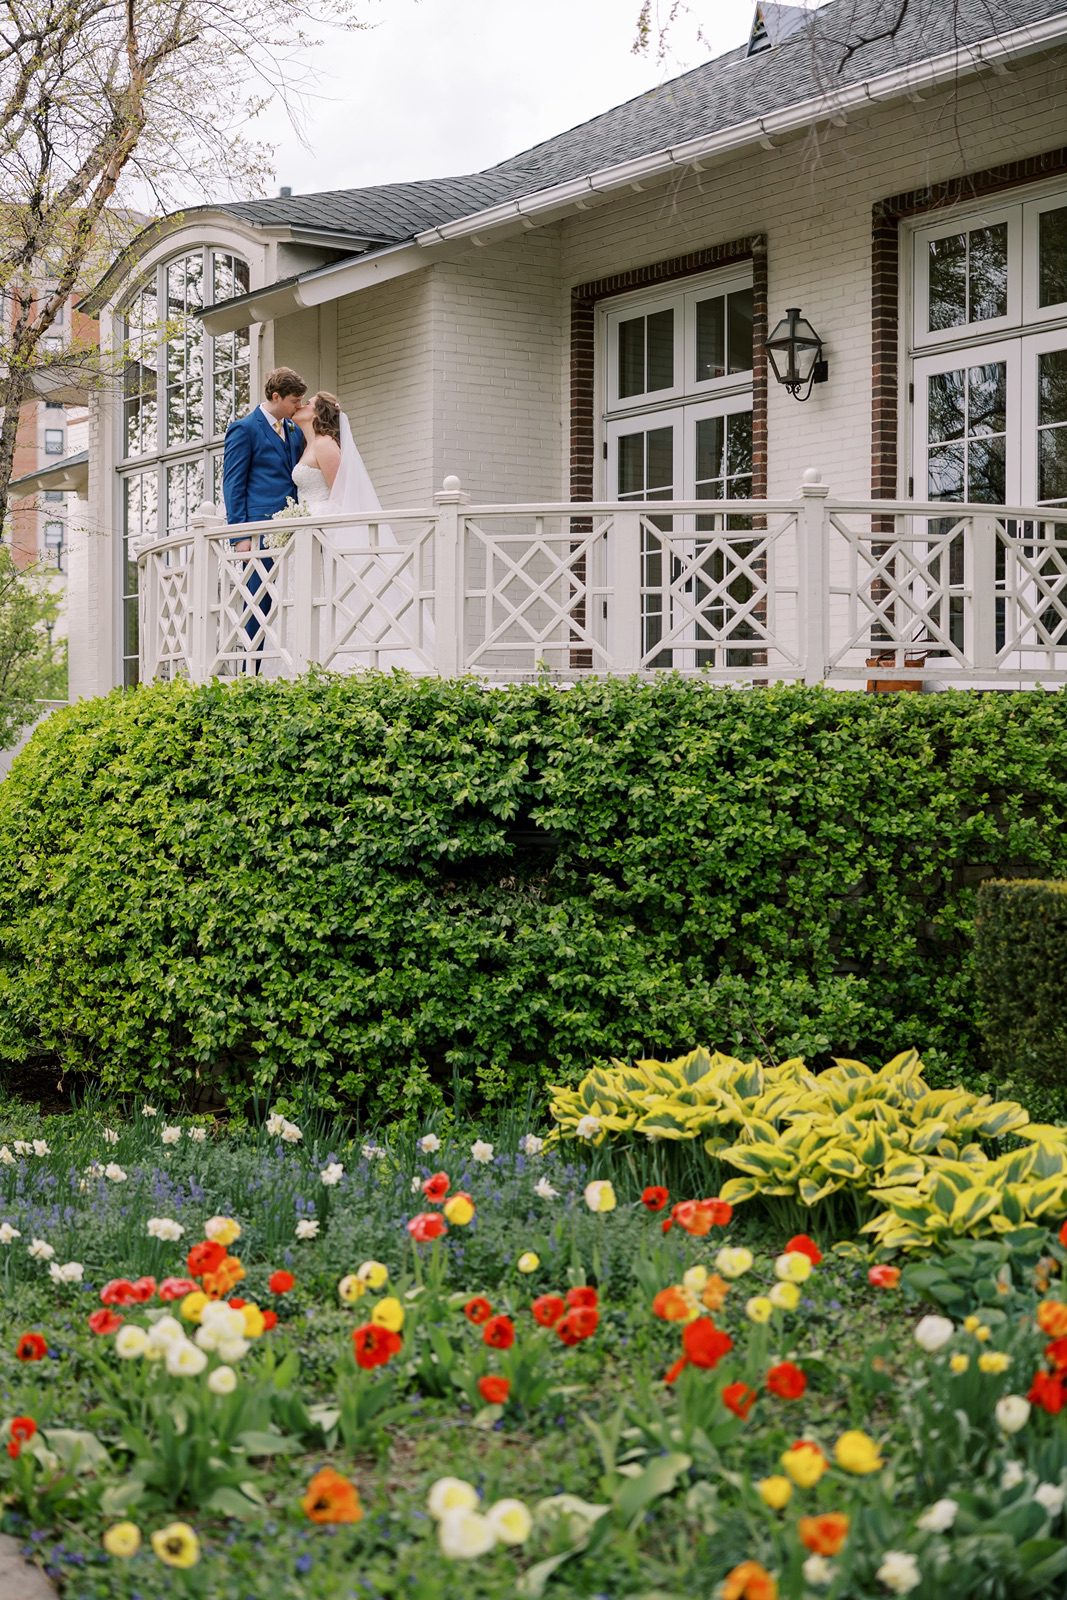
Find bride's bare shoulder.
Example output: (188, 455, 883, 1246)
(318, 435, 341, 465)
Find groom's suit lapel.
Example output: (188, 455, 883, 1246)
(253, 406, 288, 459)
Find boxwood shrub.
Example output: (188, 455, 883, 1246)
(975, 878, 1067, 1096)
(2, 676, 1067, 1116)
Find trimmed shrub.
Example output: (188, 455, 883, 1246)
(2, 677, 1067, 1115)
(974, 879, 1067, 1093)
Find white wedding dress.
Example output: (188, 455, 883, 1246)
(291, 421, 427, 672)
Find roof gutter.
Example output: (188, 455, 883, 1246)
(415, 13, 1067, 245)
(200, 239, 428, 334)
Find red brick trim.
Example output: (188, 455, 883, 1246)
(871, 145, 1067, 498)
(569, 236, 768, 501)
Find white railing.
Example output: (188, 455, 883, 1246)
(136, 471, 1067, 688)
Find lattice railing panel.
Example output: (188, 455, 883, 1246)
(997, 518, 1067, 660)
(315, 523, 436, 670)
(826, 512, 972, 668)
(211, 545, 294, 678)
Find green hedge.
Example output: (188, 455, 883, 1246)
(2, 677, 1067, 1115)
(974, 879, 1067, 1093)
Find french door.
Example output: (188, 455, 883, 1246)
(605, 398, 754, 667)
(913, 330, 1067, 654)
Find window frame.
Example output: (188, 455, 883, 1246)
(912, 203, 1021, 349)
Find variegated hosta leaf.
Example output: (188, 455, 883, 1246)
(948, 1187, 1002, 1232)
(956, 1099, 1030, 1139)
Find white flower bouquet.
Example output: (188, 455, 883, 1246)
(265, 497, 311, 548)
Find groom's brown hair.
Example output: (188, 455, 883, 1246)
(264, 366, 307, 401)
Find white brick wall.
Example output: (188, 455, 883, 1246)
(429, 231, 563, 501)
(336, 270, 434, 505)
(559, 50, 1067, 499)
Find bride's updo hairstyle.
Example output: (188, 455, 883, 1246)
(311, 391, 342, 444)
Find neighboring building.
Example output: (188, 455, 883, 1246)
(52, 0, 1067, 695)
(6, 291, 97, 650)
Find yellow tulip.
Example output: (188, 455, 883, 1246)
(781, 1442, 827, 1488)
(370, 1296, 405, 1333)
(682, 1265, 708, 1293)
(769, 1281, 801, 1311)
(150, 1522, 200, 1569)
(517, 1252, 540, 1274)
(583, 1180, 617, 1214)
(978, 1350, 1010, 1374)
(338, 1274, 366, 1304)
(241, 1303, 265, 1338)
(443, 1193, 475, 1225)
(745, 1295, 774, 1324)
(356, 1260, 389, 1290)
(180, 1290, 208, 1324)
(102, 1523, 141, 1558)
(203, 1216, 241, 1247)
(949, 1353, 970, 1374)
(774, 1251, 813, 1284)
(756, 1475, 793, 1510)
(834, 1429, 884, 1475)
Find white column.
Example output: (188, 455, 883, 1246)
(797, 469, 831, 685)
(606, 510, 643, 672)
(432, 475, 470, 677)
(189, 502, 225, 684)
(968, 514, 998, 673)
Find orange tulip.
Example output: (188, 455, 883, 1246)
(721, 1559, 778, 1600)
(302, 1467, 363, 1524)
(798, 1512, 850, 1556)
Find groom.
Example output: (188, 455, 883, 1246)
(222, 366, 307, 657)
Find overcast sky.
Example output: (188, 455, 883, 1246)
(251, 0, 759, 197)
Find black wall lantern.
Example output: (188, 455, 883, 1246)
(765, 308, 828, 401)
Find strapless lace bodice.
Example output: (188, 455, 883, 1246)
(292, 459, 331, 507)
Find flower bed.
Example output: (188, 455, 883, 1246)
(1, 1097, 1066, 1599)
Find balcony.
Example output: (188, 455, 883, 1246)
(135, 471, 1067, 689)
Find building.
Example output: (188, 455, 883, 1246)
(42, 0, 1067, 695)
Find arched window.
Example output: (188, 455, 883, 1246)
(118, 248, 251, 685)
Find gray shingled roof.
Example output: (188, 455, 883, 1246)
(215, 0, 1067, 246)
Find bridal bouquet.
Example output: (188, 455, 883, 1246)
(265, 498, 311, 548)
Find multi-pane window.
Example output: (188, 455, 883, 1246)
(603, 267, 755, 667)
(44, 429, 64, 454)
(118, 248, 250, 686)
(911, 184, 1067, 652)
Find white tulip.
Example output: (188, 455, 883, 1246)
(1035, 1482, 1065, 1517)
(437, 1509, 496, 1559)
(147, 1217, 184, 1241)
(913, 1314, 954, 1353)
(995, 1395, 1031, 1434)
(916, 1498, 958, 1532)
(802, 1555, 835, 1587)
(207, 1364, 237, 1395)
(115, 1325, 149, 1359)
(485, 1499, 532, 1545)
(875, 1551, 921, 1594)
(427, 1478, 480, 1520)
(1001, 1461, 1025, 1489)
(166, 1339, 208, 1377)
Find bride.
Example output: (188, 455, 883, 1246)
(290, 391, 427, 670)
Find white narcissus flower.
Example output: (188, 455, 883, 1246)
(534, 1176, 558, 1200)
(295, 1219, 319, 1240)
(147, 1217, 184, 1241)
(995, 1395, 1031, 1434)
(0, 1146, 14, 1166)
(0, 1223, 21, 1244)
(161, 1125, 182, 1146)
(32, 1140, 50, 1157)
(802, 1555, 835, 1587)
(470, 1140, 494, 1164)
(186, 1126, 207, 1143)
(103, 1163, 127, 1183)
(427, 1478, 480, 1520)
(166, 1339, 208, 1377)
(13, 1141, 32, 1155)
(280, 1120, 302, 1144)
(913, 1314, 955, 1353)
(1001, 1461, 1025, 1489)
(85, 1161, 103, 1179)
(575, 1116, 601, 1140)
(27, 1238, 55, 1261)
(1034, 1482, 1066, 1517)
(916, 1498, 958, 1532)
(520, 1134, 544, 1156)
(142, 1105, 158, 1116)
(361, 1142, 386, 1161)
(265, 1112, 286, 1135)
(102, 1127, 120, 1146)
(875, 1551, 921, 1595)
(418, 1133, 441, 1153)
(584, 1179, 616, 1214)
(115, 1325, 149, 1359)
(319, 1163, 344, 1187)
(437, 1509, 496, 1559)
(49, 1261, 84, 1284)
(485, 1499, 532, 1545)
(207, 1364, 237, 1395)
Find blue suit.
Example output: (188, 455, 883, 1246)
(221, 409, 305, 660)
(222, 407, 304, 526)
